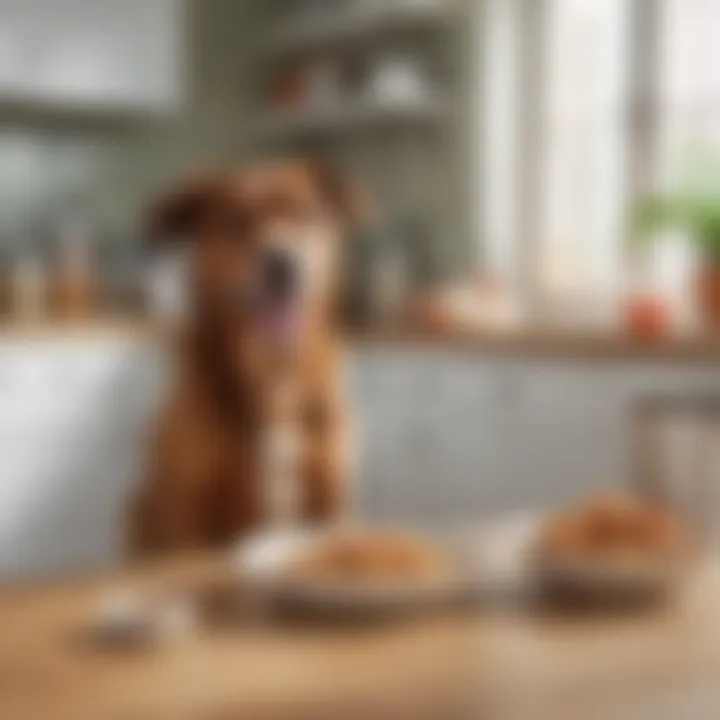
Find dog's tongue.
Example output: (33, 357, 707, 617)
(262, 300, 303, 345)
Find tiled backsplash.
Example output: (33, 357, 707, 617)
(0, 128, 171, 234)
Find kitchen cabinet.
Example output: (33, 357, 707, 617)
(349, 349, 509, 524)
(0, 0, 184, 115)
(350, 348, 720, 525)
(0, 334, 168, 581)
(493, 363, 627, 511)
(349, 351, 611, 523)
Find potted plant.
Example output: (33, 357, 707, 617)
(631, 194, 720, 329)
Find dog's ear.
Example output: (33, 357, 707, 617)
(309, 162, 371, 229)
(145, 173, 227, 244)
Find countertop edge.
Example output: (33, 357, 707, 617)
(0, 321, 719, 364)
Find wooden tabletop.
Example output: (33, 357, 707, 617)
(2, 552, 720, 719)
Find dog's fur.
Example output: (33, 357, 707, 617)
(130, 162, 359, 557)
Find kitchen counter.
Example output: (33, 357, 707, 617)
(0, 317, 161, 342)
(1, 318, 720, 364)
(354, 327, 720, 365)
(3, 551, 720, 719)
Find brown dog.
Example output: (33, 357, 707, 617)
(130, 161, 360, 557)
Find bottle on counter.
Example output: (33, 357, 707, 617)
(0, 244, 13, 321)
(145, 241, 192, 327)
(49, 219, 98, 320)
(370, 234, 409, 329)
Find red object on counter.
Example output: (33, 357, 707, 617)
(268, 70, 308, 108)
(406, 294, 448, 331)
(625, 296, 671, 340)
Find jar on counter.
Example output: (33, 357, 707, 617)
(11, 242, 47, 322)
(634, 394, 720, 541)
(145, 242, 192, 327)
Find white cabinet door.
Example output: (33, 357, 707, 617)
(0, 0, 184, 112)
(497, 362, 627, 513)
(350, 349, 507, 524)
(349, 351, 720, 525)
(0, 339, 169, 581)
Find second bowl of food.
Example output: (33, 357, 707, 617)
(531, 494, 690, 606)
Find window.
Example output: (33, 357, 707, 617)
(477, 0, 720, 322)
(659, 0, 720, 190)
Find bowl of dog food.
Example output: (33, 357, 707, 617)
(530, 494, 691, 606)
(234, 526, 480, 617)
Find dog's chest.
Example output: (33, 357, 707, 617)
(259, 384, 304, 524)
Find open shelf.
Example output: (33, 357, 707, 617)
(265, 3, 453, 57)
(257, 98, 447, 140)
(0, 92, 175, 128)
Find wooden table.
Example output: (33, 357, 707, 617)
(3, 553, 720, 720)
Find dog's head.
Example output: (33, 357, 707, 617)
(147, 161, 362, 358)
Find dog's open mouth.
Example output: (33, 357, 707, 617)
(259, 296, 306, 346)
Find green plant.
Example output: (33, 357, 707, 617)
(631, 194, 720, 264)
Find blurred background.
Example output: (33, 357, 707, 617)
(0, 0, 719, 582)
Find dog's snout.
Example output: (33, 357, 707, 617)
(264, 250, 297, 297)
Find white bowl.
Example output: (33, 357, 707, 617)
(233, 527, 481, 617)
